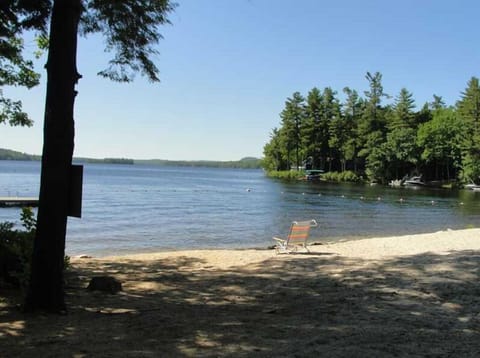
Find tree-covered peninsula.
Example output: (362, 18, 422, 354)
(263, 72, 480, 185)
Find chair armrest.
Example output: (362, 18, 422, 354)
(272, 237, 286, 243)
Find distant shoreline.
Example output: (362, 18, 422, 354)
(0, 148, 262, 169)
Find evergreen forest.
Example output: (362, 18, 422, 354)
(262, 72, 480, 185)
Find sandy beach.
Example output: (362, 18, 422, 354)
(2, 228, 480, 357)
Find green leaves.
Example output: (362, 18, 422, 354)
(1, 0, 177, 128)
(0, 0, 47, 127)
(81, 0, 177, 82)
(0, 35, 39, 127)
(416, 108, 463, 180)
(390, 88, 416, 130)
(457, 77, 480, 133)
(279, 92, 306, 169)
(263, 72, 480, 184)
(456, 78, 480, 181)
(0, 93, 33, 126)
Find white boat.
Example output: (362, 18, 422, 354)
(465, 183, 480, 190)
(304, 169, 324, 181)
(389, 179, 403, 188)
(404, 176, 426, 187)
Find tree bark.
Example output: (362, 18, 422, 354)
(25, 0, 81, 312)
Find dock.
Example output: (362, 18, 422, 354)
(0, 197, 39, 207)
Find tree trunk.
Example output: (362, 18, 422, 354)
(25, 0, 81, 312)
(295, 145, 299, 170)
(287, 147, 291, 170)
(446, 158, 450, 180)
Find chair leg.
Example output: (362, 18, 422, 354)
(276, 244, 287, 254)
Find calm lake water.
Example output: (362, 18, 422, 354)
(1, 160, 480, 256)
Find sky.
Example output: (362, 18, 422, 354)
(2, 0, 480, 161)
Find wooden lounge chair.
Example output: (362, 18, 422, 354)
(273, 219, 318, 254)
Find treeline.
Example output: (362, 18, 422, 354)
(135, 157, 262, 169)
(263, 72, 480, 184)
(0, 148, 41, 161)
(0, 148, 134, 165)
(0, 148, 262, 169)
(99, 158, 133, 165)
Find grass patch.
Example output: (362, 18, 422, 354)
(321, 170, 360, 183)
(266, 170, 305, 180)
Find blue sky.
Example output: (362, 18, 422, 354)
(3, 0, 480, 160)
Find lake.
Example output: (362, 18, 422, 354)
(1, 160, 479, 256)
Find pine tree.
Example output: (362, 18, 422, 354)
(430, 94, 446, 111)
(389, 88, 415, 130)
(358, 72, 389, 179)
(457, 77, 480, 182)
(342, 87, 362, 172)
(279, 92, 305, 170)
(457, 77, 480, 132)
(302, 87, 323, 169)
(263, 128, 285, 171)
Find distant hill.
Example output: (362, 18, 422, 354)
(0, 148, 262, 169)
(0, 148, 41, 161)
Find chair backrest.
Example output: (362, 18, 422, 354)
(286, 220, 317, 246)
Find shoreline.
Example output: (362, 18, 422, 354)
(73, 227, 480, 263)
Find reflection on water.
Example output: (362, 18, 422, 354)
(1, 160, 479, 256)
(276, 181, 480, 243)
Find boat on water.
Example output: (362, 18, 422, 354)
(389, 179, 403, 188)
(465, 184, 480, 191)
(304, 169, 324, 181)
(404, 175, 426, 187)
(465, 183, 480, 191)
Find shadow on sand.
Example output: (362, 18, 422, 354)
(1, 249, 480, 357)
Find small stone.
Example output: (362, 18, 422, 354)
(87, 276, 122, 294)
